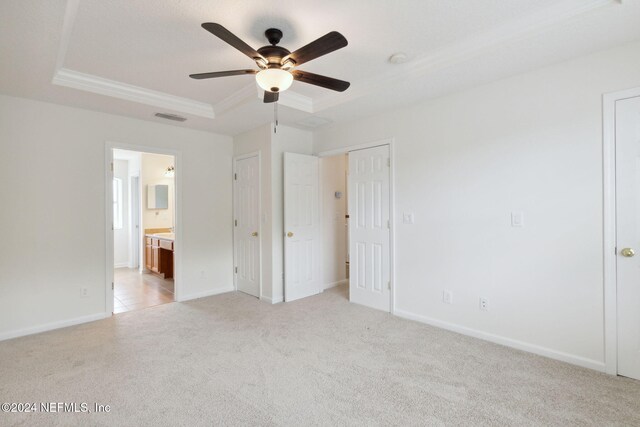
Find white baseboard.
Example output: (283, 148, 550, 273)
(261, 295, 284, 304)
(114, 262, 129, 269)
(178, 285, 235, 302)
(394, 308, 606, 372)
(0, 312, 110, 342)
(324, 279, 348, 290)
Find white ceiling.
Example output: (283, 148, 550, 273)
(1, 0, 640, 136)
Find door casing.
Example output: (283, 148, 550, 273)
(603, 86, 640, 375)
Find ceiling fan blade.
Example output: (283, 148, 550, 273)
(189, 69, 257, 80)
(292, 70, 350, 92)
(264, 91, 279, 103)
(202, 23, 266, 62)
(284, 32, 347, 66)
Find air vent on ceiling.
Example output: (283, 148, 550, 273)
(154, 112, 187, 122)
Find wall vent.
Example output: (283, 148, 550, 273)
(154, 112, 187, 122)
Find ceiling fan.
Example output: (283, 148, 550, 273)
(189, 23, 350, 103)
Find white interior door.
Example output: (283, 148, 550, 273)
(616, 95, 640, 380)
(234, 155, 260, 297)
(348, 145, 391, 312)
(284, 152, 321, 301)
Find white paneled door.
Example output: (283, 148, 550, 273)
(616, 95, 640, 380)
(348, 145, 391, 312)
(234, 155, 260, 298)
(284, 153, 321, 302)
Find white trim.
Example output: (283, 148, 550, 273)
(275, 90, 314, 113)
(178, 285, 235, 302)
(232, 151, 263, 299)
(53, 68, 215, 119)
(395, 309, 606, 372)
(105, 142, 183, 315)
(114, 262, 129, 269)
(261, 295, 284, 304)
(215, 83, 258, 116)
(602, 85, 640, 375)
(55, 0, 80, 71)
(324, 279, 348, 290)
(0, 312, 110, 342)
(315, 138, 396, 314)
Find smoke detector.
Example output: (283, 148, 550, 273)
(388, 52, 409, 64)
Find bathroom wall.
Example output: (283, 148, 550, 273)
(141, 152, 175, 231)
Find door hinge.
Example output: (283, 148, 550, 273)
(112, 282, 114, 290)
(234, 219, 237, 227)
(387, 158, 390, 167)
(387, 281, 391, 290)
(387, 219, 390, 229)
(234, 173, 237, 180)
(234, 267, 238, 274)
(615, 246, 618, 255)
(110, 162, 113, 172)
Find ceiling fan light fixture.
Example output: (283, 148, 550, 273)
(256, 68, 293, 93)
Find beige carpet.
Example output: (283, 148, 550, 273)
(1, 285, 639, 426)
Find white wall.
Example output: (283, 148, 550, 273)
(113, 159, 129, 267)
(320, 155, 348, 288)
(313, 40, 640, 370)
(0, 94, 234, 340)
(141, 152, 175, 231)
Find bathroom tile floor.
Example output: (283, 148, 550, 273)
(113, 268, 174, 313)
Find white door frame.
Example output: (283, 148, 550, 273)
(316, 138, 396, 314)
(130, 175, 140, 270)
(603, 86, 640, 375)
(105, 141, 183, 315)
(233, 151, 262, 299)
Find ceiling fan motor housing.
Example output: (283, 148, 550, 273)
(257, 45, 291, 68)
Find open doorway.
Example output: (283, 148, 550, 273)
(320, 154, 350, 299)
(111, 148, 176, 313)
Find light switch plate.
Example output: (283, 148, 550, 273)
(403, 212, 415, 224)
(511, 211, 524, 227)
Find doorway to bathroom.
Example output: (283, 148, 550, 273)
(109, 147, 178, 314)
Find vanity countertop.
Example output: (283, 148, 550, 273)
(146, 232, 174, 241)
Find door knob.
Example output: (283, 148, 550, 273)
(251, 231, 258, 237)
(621, 247, 635, 257)
(287, 231, 294, 238)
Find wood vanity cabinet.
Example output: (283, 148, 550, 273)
(145, 237, 153, 271)
(145, 236, 173, 279)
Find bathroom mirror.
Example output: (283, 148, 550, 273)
(147, 184, 169, 209)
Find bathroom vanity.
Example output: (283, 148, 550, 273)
(145, 231, 174, 279)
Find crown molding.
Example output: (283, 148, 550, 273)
(52, 68, 215, 119)
(265, 89, 314, 113)
(214, 83, 258, 116)
(314, 0, 617, 112)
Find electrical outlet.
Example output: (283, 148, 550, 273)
(442, 290, 453, 304)
(479, 297, 489, 311)
(80, 287, 89, 298)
